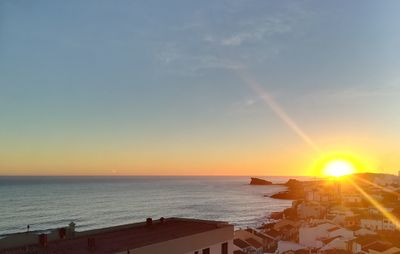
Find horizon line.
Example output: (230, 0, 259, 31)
(0, 172, 383, 177)
(0, 174, 312, 177)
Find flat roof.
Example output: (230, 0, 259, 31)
(233, 239, 250, 249)
(1, 218, 231, 254)
(363, 242, 394, 252)
(245, 238, 262, 249)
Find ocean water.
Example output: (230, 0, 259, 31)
(0, 176, 296, 236)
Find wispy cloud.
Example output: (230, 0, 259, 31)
(157, 43, 181, 64)
(219, 17, 293, 46)
(156, 43, 244, 76)
(155, 1, 312, 75)
(296, 82, 400, 106)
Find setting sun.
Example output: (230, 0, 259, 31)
(323, 160, 355, 177)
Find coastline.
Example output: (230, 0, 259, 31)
(0, 176, 293, 236)
(250, 177, 306, 200)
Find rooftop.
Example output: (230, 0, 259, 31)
(363, 242, 394, 252)
(354, 235, 381, 245)
(0, 218, 231, 254)
(322, 236, 341, 245)
(327, 227, 341, 232)
(245, 238, 262, 249)
(233, 239, 250, 249)
(244, 228, 273, 242)
(265, 229, 280, 238)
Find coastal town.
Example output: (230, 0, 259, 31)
(233, 173, 400, 254)
(1, 172, 399, 254)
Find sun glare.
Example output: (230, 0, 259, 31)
(323, 160, 355, 177)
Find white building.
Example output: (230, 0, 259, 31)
(299, 223, 333, 248)
(299, 223, 353, 249)
(342, 194, 363, 204)
(276, 241, 307, 254)
(373, 174, 400, 186)
(235, 228, 275, 252)
(360, 216, 398, 231)
(326, 227, 353, 239)
(297, 202, 326, 219)
(354, 227, 376, 236)
(318, 237, 347, 252)
(233, 238, 255, 254)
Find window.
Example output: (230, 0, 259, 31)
(221, 242, 228, 254)
(202, 248, 210, 254)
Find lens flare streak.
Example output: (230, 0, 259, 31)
(347, 178, 400, 230)
(353, 175, 400, 198)
(237, 69, 321, 153)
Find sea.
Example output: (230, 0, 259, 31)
(0, 176, 302, 237)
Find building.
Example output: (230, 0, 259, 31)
(373, 175, 399, 187)
(233, 239, 253, 254)
(297, 201, 327, 219)
(276, 241, 308, 254)
(347, 235, 379, 254)
(318, 236, 348, 253)
(0, 218, 234, 254)
(273, 219, 300, 232)
(342, 194, 363, 205)
(360, 215, 399, 232)
(299, 223, 353, 249)
(235, 228, 276, 252)
(304, 183, 341, 203)
(244, 238, 263, 254)
(362, 242, 400, 254)
(354, 228, 376, 236)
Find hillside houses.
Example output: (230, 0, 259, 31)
(236, 173, 400, 254)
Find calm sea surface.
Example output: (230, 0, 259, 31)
(0, 176, 300, 236)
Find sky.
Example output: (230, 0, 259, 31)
(1, 0, 400, 176)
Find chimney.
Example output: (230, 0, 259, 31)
(68, 221, 76, 238)
(146, 218, 153, 227)
(58, 228, 66, 239)
(38, 234, 48, 247)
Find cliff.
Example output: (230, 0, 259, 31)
(270, 178, 305, 200)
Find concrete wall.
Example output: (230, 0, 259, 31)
(328, 228, 353, 239)
(116, 225, 234, 254)
(297, 203, 325, 219)
(361, 219, 379, 231)
(369, 247, 400, 254)
(298, 227, 324, 249)
(0, 233, 38, 249)
(0, 230, 61, 249)
(183, 240, 234, 254)
(359, 219, 393, 231)
(234, 229, 264, 245)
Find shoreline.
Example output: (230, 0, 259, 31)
(250, 177, 306, 200)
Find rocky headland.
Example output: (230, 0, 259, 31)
(249, 177, 306, 200)
(250, 177, 273, 185)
